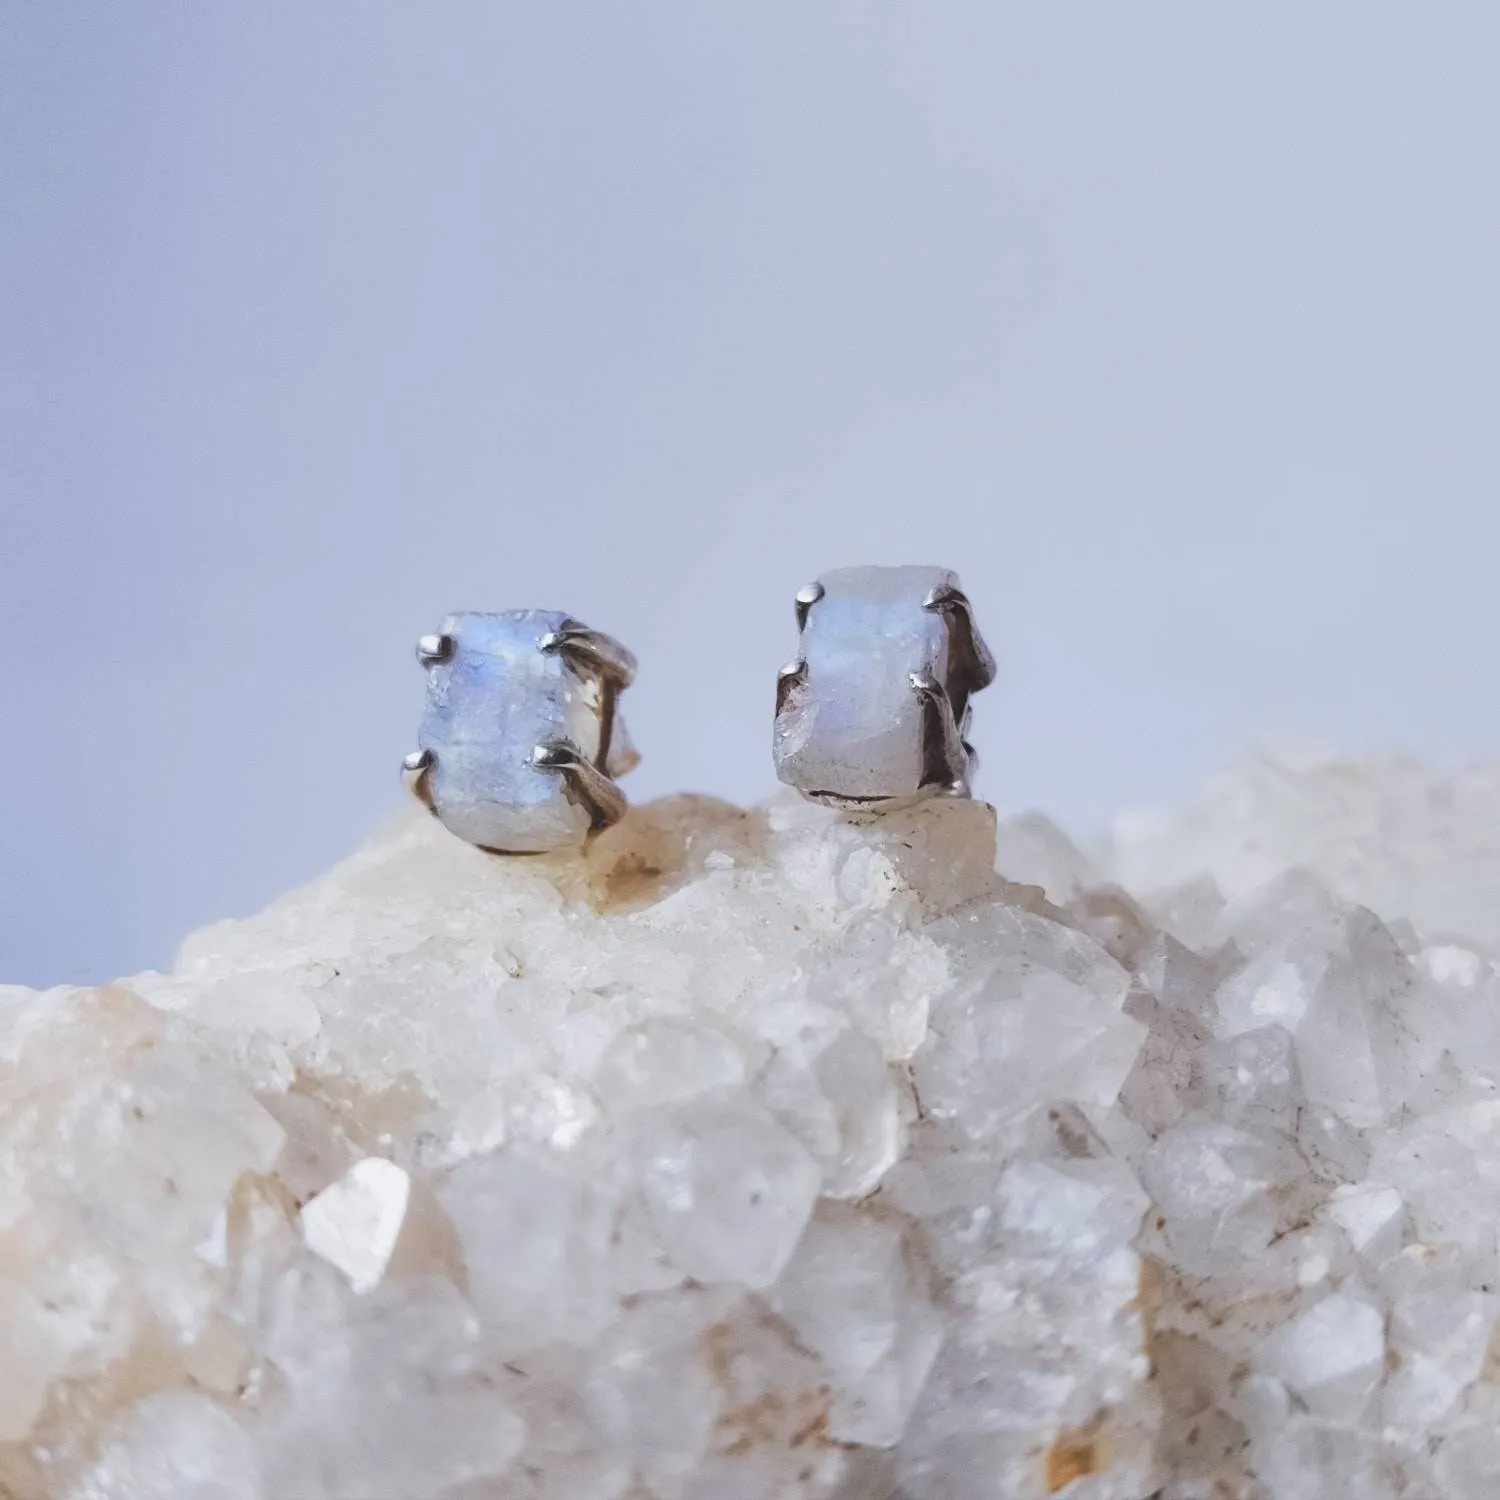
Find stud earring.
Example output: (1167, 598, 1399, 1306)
(405, 610, 638, 853)
(773, 566, 994, 811)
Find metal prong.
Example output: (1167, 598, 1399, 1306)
(401, 748, 437, 812)
(531, 741, 627, 831)
(794, 581, 825, 632)
(416, 633, 454, 667)
(538, 622, 637, 687)
(776, 659, 808, 716)
(909, 671, 970, 791)
(922, 585, 997, 692)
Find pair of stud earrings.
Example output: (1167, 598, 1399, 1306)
(403, 565, 995, 855)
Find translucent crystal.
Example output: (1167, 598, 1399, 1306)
(897, 1154, 1156, 1499)
(67, 1393, 261, 1500)
(586, 1287, 850, 1499)
(754, 1023, 904, 1199)
(438, 1145, 616, 1353)
(915, 923, 1145, 1139)
(1322, 1182, 1406, 1262)
(1252, 1292, 1385, 1419)
(632, 1096, 821, 1289)
(1213, 906, 1448, 1127)
(1435, 1424, 1500, 1497)
(299, 1157, 410, 1294)
(1367, 1100, 1500, 1252)
(1196, 1024, 1299, 1134)
(1259, 1416, 1402, 1500)
(259, 1273, 525, 1498)
(592, 1018, 748, 1111)
(584, 1288, 731, 1495)
(767, 1204, 942, 1446)
(1384, 1284, 1496, 1437)
(1139, 1116, 1291, 1277)
(11, 753, 1500, 1496)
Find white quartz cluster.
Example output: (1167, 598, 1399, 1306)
(5, 752, 1500, 1498)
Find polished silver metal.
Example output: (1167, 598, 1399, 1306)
(909, 670, 973, 797)
(401, 748, 435, 808)
(537, 621, 638, 687)
(416, 633, 454, 667)
(531, 740, 628, 830)
(922, 584, 997, 694)
(793, 581, 825, 631)
(774, 567, 994, 814)
(538, 619, 639, 786)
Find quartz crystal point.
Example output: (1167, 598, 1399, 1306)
(8, 749, 1500, 1497)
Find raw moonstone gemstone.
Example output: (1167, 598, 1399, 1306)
(774, 565, 956, 801)
(418, 610, 604, 853)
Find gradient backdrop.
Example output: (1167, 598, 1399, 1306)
(5, 3, 1500, 986)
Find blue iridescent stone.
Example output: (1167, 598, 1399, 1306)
(418, 611, 604, 853)
(774, 565, 957, 801)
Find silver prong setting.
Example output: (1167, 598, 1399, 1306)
(794, 581, 825, 631)
(530, 741, 579, 772)
(909, 671, 970, 792)
(538, 622, 638, 687)
(922, 584, 997, 691)
(412, 610, 640, 854)
(416, 633, 455, 667)
(531, 740, 628, 831)
(401, 748, 437, 812)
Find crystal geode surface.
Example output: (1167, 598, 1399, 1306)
(6, 753, 1500, 1498)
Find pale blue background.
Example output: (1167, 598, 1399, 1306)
(4, 4, 1499, 986)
